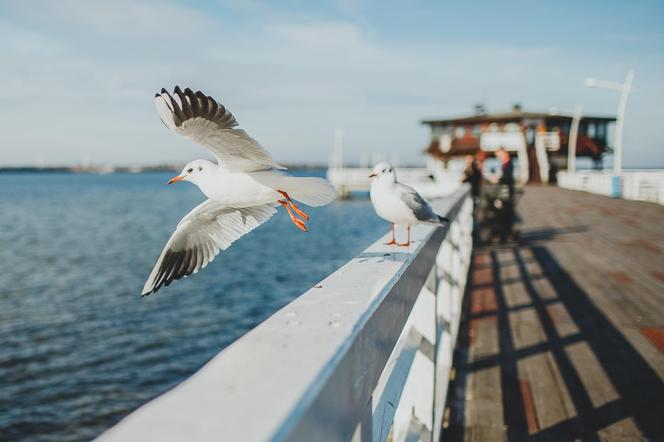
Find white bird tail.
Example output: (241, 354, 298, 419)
(278, 176, 337, 207)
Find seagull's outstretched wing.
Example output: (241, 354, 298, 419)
(142, 201, 277, 296)
(397, 183, 449, 225)
(154, 86, 285, 172)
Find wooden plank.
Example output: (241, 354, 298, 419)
(641, 328, 664, 354)
(519, 351, 577, 434)
(565, 341, 619, 409)
(443, 186, 664, 442)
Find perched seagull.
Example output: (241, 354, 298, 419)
(142, 86, 336, 296)
(369, 162, 449, 246)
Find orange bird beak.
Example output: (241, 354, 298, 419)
(368, 173, 377, 178)
(167, 175, 184, 184)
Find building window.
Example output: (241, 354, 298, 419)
(432, 124, 449, 138)
(597, 123, 606, 139)
(454, 126, 466, 139)
(560, 122, 571, 134)
(587, 122, 596, 138)
(472, 124, 481, 137)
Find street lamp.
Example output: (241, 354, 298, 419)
(584, 69, 635, 174)
(568, 104, 583, 174)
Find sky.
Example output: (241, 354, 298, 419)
(1, 0, 663, 167)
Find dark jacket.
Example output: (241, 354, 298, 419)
(462, 161, 482, 197)
(499, 158, 515, 198)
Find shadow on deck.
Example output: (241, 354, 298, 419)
(443, 187, 664, 441)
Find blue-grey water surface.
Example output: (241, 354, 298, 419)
(0, 171, 386, 442)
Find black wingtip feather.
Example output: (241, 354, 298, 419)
(142, 248, 199, 297)
(157, 86, 238, 129)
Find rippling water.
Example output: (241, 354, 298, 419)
(0, 171, 386, 442)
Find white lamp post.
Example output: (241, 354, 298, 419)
(568, 104, 583, 174)
(333, 128, 345, 169)
(584, 69, 635, 174)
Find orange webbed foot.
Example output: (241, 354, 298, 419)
(278, 190, 310, 221)
(279, 199, 308, 232)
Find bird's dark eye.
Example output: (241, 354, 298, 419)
(187, 168, 193, 173)
(383, 169, 386, 173)
(198, 166, 203, 171)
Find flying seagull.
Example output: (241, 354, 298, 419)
(369, 162, 449, 246)
(142, 86, 336, 296)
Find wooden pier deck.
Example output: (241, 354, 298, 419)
(444, 186, 664, 441)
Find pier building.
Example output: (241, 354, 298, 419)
(422, 104, 616, 183)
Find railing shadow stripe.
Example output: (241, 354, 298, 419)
(490, 249, 530, 440)
(530, 245, 664, 439)
(512, 247, 600, 441)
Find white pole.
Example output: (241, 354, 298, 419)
(334, 129, 345, 169)
(359, 154, 368, 169)
(613, 69, 634, 174)
(568, 104, 583, 174)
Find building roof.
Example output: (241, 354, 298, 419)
(421, 108, 616, 125)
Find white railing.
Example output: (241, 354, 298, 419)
(557, 170, 620, 197)
(479, 131, 526, 152)
(327, 167, 430, 194)
(97, 187, 474, 442)
(620, 171, 664, 204)
(327, 167, 461, 199)
(558, 170, 664, 204)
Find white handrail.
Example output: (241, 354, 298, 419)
(327, 167, 435, 196)
(97, 187, 474, 442)
(558, 170, 664, 204)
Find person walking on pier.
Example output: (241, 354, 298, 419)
(496, 148, 515, 198)
(495, 147, 515, 242)
(461, 154, 482, 204)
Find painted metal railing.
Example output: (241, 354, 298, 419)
(327, 167, 433, 197)
(327, 167, 463, 200)
(558, 170, 664, 204)
(557, 170, 620, 197)
(97, 187, 474, 442)
(620, 171, 664, 205)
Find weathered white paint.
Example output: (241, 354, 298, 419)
(97, 187, 473, 442)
